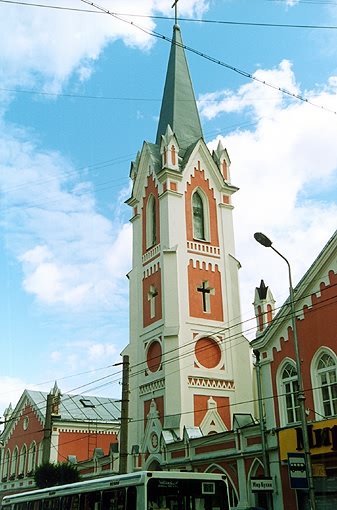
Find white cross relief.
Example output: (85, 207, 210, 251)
(148, 285, 158, 319)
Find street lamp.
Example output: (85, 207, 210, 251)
(254, 232, 317, 510)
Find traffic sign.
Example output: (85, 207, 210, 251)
(288, 452, 309, 489)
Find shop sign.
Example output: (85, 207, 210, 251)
(251, 477, 274, 492)
(279, 417, 337, 461)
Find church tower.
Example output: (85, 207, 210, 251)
(125, 21, 253, 470)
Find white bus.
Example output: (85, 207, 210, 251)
(1, 471, 230, 510)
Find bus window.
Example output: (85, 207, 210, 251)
(15, 504, 28, 510)
(101, 489, 126, 510)
(61, 495, 79, 510)
(28, 500, 41, 510)
(126, 487, 136, 510)
(80, 492, 101, 510)
(42, 499, 59, 510)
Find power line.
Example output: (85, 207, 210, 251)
(2, 0, 337, 31)
(1, 276, 336, 416)
(82, 1, 337, 116)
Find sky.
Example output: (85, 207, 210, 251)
(0, 0, 337, 418)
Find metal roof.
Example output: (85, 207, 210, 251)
(155, 24, 203, 154)
(25, 390, 121, 423)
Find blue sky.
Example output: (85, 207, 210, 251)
(1, 0, 337, 417)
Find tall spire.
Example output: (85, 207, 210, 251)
(155, 24, 203, 153)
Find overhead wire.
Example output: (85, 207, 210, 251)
(0, 1, 335, 115)
(1, 0, 336, 464)
(80, 0, 337, 116)
(2, 0, 337, 30)
(2, 278, 336, 430)
(1, 276, 336, 406)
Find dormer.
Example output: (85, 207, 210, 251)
(212, 139, 231, 182)
(160, 125, 180, 171)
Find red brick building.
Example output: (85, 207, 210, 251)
(0, 383, 120, 497)
(252, 230, 337, 509)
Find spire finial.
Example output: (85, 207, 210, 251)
(171, 0, 179, 26)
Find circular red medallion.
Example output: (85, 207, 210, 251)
(195, 337, 221, 369)
(147, 341, 162, 372)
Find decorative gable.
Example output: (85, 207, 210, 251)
(199, 397, 228, 435)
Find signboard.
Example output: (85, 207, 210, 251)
(288, 452, 308, 489)
(279, 417, 337, 461)
(251, 477, 274, 492)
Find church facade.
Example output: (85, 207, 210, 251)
(124, 21, 263, 509)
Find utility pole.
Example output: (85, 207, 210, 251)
(42, 392, 53, 464)
(119, 355, 130, 474)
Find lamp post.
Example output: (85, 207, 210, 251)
(253, 349, 272, 510)
(254, 232, 316, 510)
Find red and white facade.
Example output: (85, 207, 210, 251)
(125, 24, 253, 473)
(252, 231, 337, 509)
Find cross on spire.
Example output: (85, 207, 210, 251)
(171, 0, 179, 25)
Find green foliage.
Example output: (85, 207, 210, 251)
(34, 462, 80, 489)
(34, 462, 58, 489)
(57, 462, 80, 485)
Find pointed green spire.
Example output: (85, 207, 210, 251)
(156, 24, 203, 152)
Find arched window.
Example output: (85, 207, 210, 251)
(11, 446, 18, 479)
(19, 444, 27, 476)
(279, 362, 300, 425)
(146, 194, 156, 249)
(317, 352, 337, 417)
(28, 441, 36, 474)
(3, 450, 10, 481)
(192, 190, 205, 240)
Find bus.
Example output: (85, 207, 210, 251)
(0, 471, 230, 510)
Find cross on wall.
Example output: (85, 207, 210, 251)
(148, 285, 158, 319)
(197, 281, 214, 313)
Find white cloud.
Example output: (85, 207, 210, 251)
(0, 0, 210, 93)
(0, 377, 40, 424)
(205, 62, 337, 337)
(51, 340, 119, 378)
(199, 60, 299, 120)
(0, 122, 131, 310)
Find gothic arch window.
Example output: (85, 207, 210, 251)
(28, 441, 36, 474)
(312, 349, 337, 418)
(277, 360, 300, 426)
(3, 449, 10, 481)
(19, 444, 27, 477)
(206, 464, 238, 509)
(146, 194, 157, 249)
(11, 446, 19, 479)
(192, 189, 209, 241)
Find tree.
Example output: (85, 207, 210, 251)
(34, 462, 80, 488)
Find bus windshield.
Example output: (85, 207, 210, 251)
(147, 477, 225, 510)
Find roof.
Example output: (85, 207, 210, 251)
(23, 390, 121, 423)
(155, 24, 203, 153)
